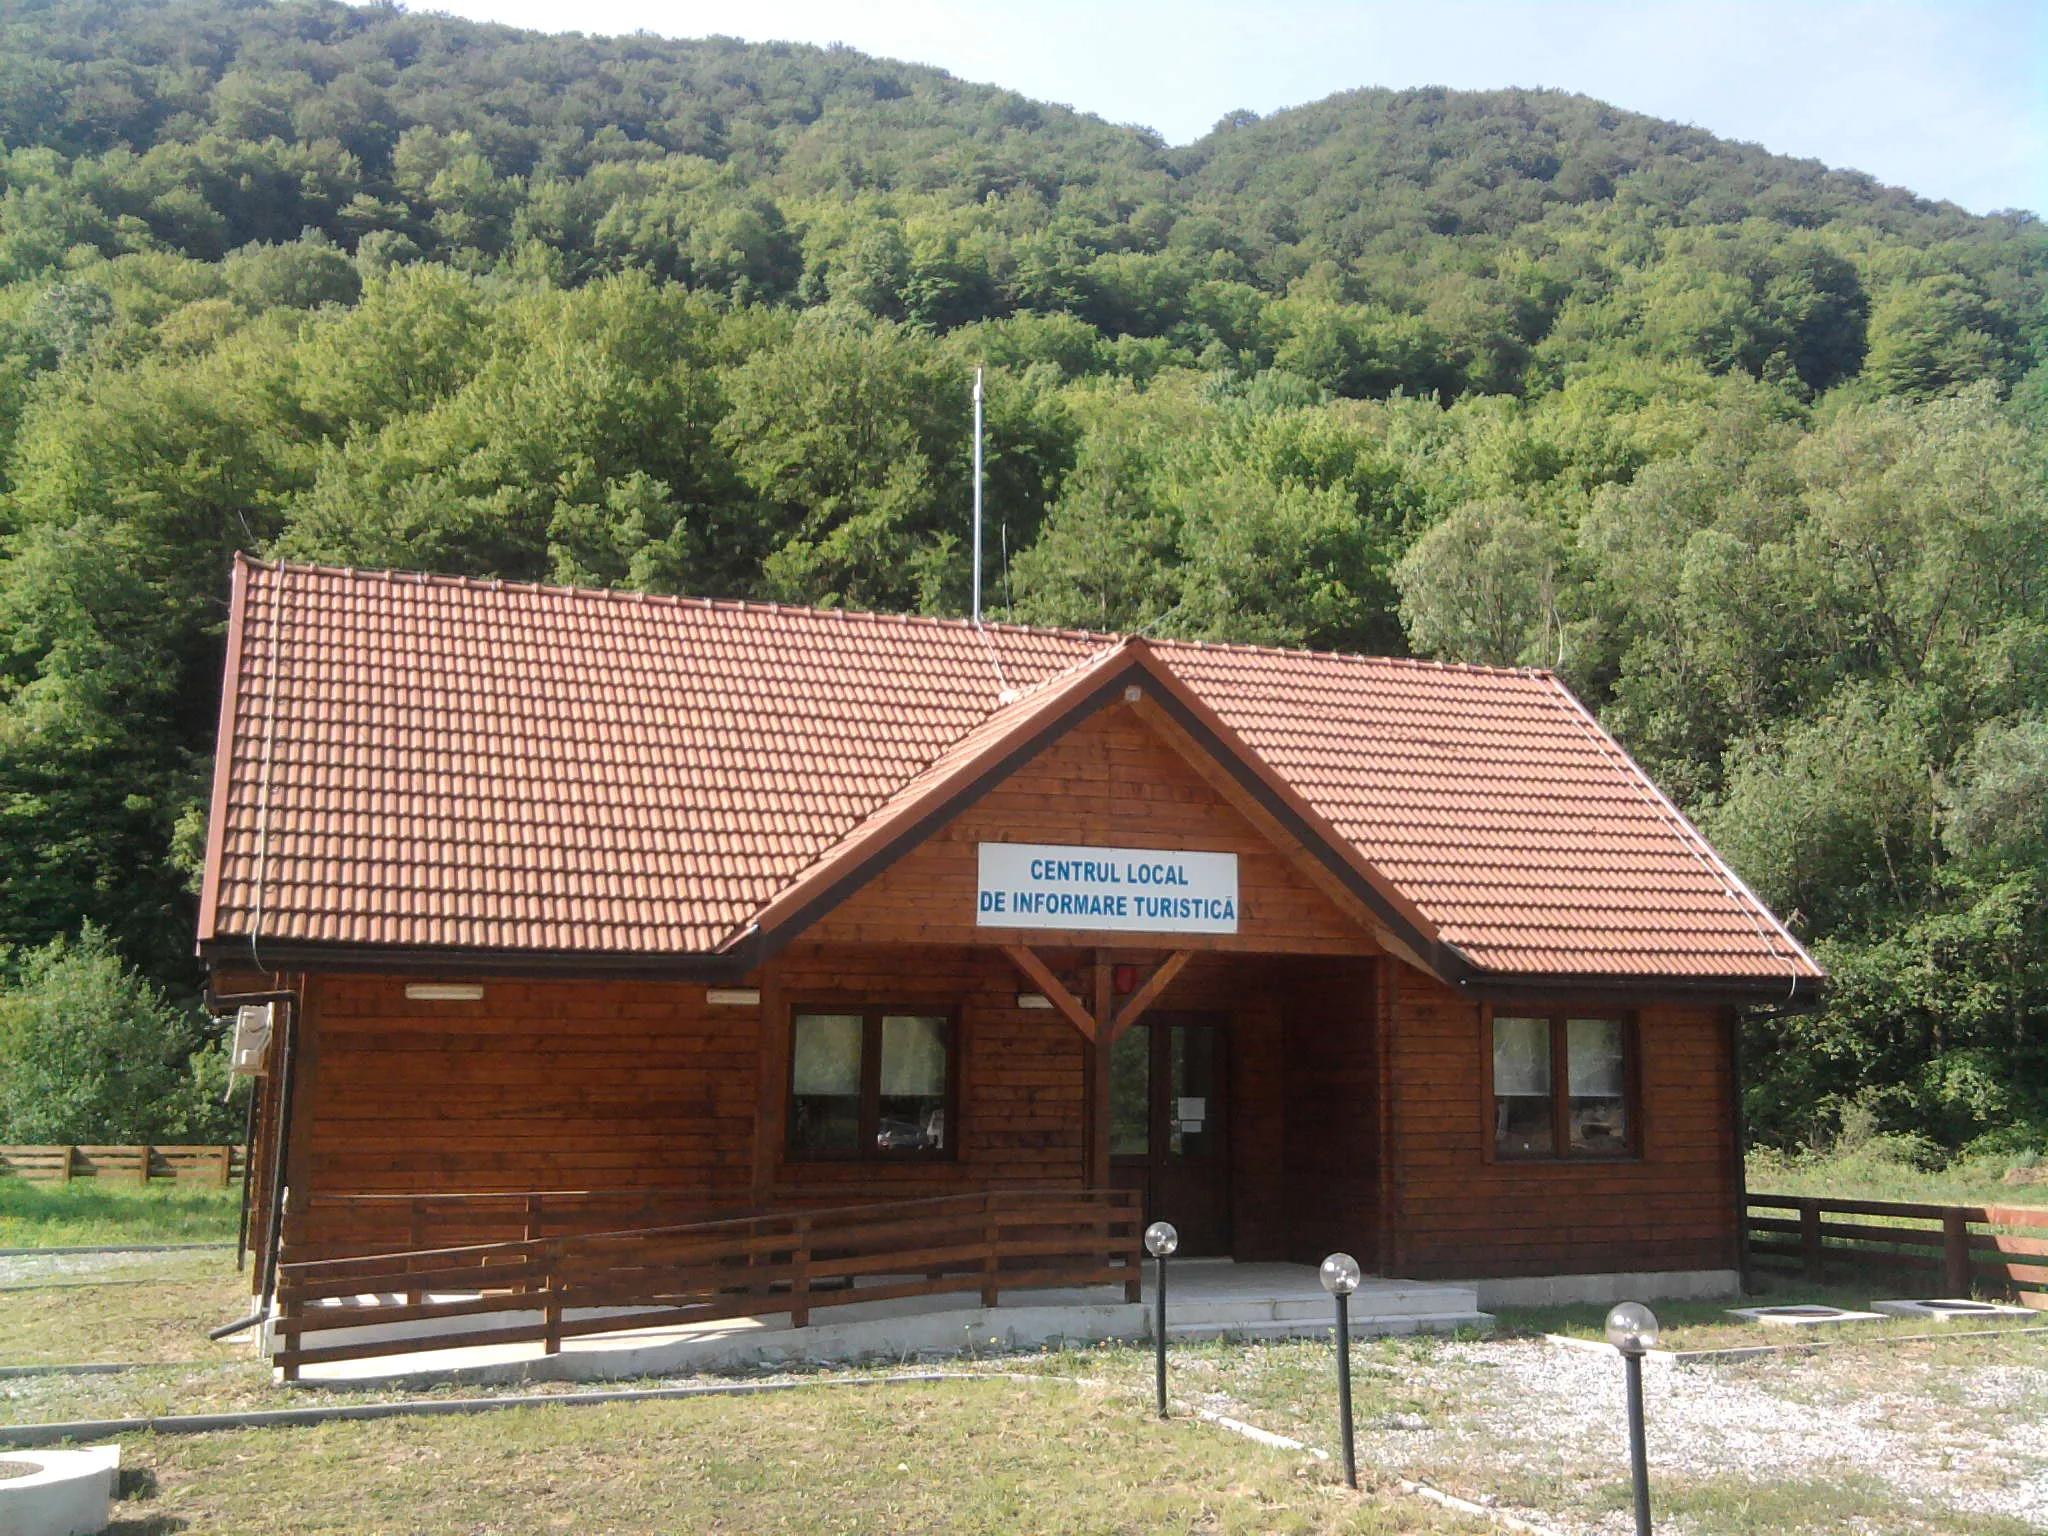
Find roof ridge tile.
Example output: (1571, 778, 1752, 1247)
(241, 556, 1552, 677)
(238, 555, 1124, 646)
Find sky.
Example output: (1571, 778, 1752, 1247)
(412, 0, 2047, 216)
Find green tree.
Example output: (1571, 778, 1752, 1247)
(716, 317, 968, 611)
(1395, 498, 1568, 666)
(1008, 434, 1181, 632)
(223, 232, 362, 311)
(0, 926, 236, 1144)
(1863, 274, 2014, 399)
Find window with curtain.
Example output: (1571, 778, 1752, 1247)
(789, 1009, 952, 1159)
(1490, 1012, 1634, 1160)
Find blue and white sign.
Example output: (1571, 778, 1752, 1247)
(975, 842, 1240, 934)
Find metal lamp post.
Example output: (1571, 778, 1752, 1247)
(1144, 1221, 1178, 1418)
(1319, 1251, 1362, 1489)
(1605, 1301, 1661, 1536)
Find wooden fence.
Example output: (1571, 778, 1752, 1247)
(1746, 1194, 2048, 1304)
(0, 1144, 247, 1186)
(272, 1187, 1142, 1379)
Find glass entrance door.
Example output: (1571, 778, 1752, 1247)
(1108, 1012, 1229, 1255)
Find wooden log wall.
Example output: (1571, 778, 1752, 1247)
(1279, 957, 1381, 1269)
(282, 974, 758, 1258)
(765, 943, 1088, 1206)
(310, 976, 758, 1192)
(1379, 965, 1739, 1279)
(270, 953, 1748, 1278)
(280, 944, 1310, 1266)
(770, 946, 1306, 1260)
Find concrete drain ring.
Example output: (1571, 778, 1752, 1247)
(0, 1446, 121, 1536)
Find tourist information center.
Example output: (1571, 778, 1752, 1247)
(200, 556, 1823, 1338)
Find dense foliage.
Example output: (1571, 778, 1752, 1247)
(1, 0, 2045, 1153)
(0, 926, 236, 1143)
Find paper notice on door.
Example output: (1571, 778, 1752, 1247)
(1177, 1097, 1206, 1126)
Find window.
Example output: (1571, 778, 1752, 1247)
(789, 1009, 952, 1159)
(1490, 1013, 1633, 1159)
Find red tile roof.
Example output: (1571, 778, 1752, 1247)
(198, 558, 1820, 991)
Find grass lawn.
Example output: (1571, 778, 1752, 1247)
(1747, 1144, 2048, 1211)
(0, 1249, 251, 1365)
(101, 1379, 1477, 1536)
(5, 1230, 2047, 1534)
(0, 1175, 242, 1248)
(3, 1253, 2045, 1534)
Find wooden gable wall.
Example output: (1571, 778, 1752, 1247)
(807, 698, 1380, 956)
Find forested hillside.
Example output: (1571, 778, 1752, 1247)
(2, 0, 2046, 1153)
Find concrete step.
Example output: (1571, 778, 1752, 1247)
(1159, 1284, 1482, 1328)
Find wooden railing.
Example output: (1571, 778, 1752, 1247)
(272, 1188, 1142, 1379)
(284, 1188, 750, 1264)
(1746, 1194, 2048, 1304)
(0, 1144, 246, 1185)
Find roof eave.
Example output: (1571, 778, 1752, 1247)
(738, 644, 1143, 955)
(196, 935, 764, 982)
(1536, 673, 1823, 980)
(194, 552, 252, 948)
(1451, 969, 1825, 1011)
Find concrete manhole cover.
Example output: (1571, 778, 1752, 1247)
(1871, 1298, 2036, 1321)
(1726, 1304, 1886, 1327)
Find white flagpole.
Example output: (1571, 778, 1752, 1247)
(972, 366, 985, 624)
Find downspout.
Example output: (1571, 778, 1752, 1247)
(234, 1080, 258, 1274)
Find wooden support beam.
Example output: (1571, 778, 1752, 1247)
(1002, 945, 1097, 1043)
(1090, 952, 1113, 1191)
(1108, 950, 1192, 1042)
(1093, 954, 1112, 1051)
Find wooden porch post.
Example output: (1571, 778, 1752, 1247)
(750, 961, 784, 1208)
(1944, 1209, 1973, 1297)
(1090, 953, 1112, 1190)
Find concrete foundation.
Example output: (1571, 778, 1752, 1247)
(1456, 1268, 1741, 1309)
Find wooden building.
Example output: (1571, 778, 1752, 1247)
(198, 557, 1821, 1336)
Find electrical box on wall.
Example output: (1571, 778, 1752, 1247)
(229, 1003, 274, 1076)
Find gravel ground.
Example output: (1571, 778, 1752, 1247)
(0, 1248, 230, 1285)
(0, 1251, 137, 1283)
(1486, 1340, 2041, 1528)
(1167, 1335, 2048, 1535)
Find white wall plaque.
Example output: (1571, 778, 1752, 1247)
(975, 843, 1239, 934)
